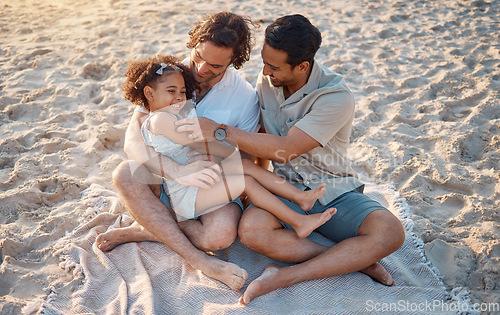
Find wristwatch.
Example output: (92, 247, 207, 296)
(214, 124, 227, 141)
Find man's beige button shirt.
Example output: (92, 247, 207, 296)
(256, 60, 364, 205)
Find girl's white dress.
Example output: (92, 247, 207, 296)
(139, 107, 200, 221)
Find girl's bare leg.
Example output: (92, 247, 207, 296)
(196, 174, 335, 239)
(241, 159, 327, 212)
(242, 175, 336, 239)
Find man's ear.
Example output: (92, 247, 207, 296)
(298, 61, 310, 73)
(144, 86, 154, 101)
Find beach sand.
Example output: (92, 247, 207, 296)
(1, 0, 498, 313)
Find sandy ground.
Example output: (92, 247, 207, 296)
(0, 0, 498, 313)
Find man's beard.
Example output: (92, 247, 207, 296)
(192, 63, 225, 84)
(269, 76, 282, 87)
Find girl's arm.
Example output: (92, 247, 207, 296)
(149, 113, 237, 158)
(124, 111, 177, 176)
(124, 111, 221, 188)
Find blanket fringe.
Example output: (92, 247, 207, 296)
(384, 183, 475, 315)
(52, 231, 86, 279)
(21, 288, 62, 315)
(384, 184, 446, 287)
(80, 183, 125, 220)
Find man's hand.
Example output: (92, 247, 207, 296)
(175, 117, 219, 142)
(172, 159, 222, 189)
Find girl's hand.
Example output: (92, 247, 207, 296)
(173, 160, 221, 189)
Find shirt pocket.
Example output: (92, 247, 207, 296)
(259, 100, 266, 110)
(283, 117, 301, 134)
(262, 106, 286, 135)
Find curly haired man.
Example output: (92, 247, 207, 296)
(97, 12, 259, 291)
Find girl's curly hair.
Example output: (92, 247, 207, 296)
(121, 55, 198, 111)
(186, 12, 256, 70)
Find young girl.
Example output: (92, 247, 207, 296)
(122, 55, 336, 238)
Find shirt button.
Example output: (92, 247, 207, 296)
(281, 128, 285, 132)
(305, 180, 310, 185)
(294, 166, 299, 170)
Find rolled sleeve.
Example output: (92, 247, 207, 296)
(294, 91, 354, 147)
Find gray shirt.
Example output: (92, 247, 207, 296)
(256, 60, 364, 205)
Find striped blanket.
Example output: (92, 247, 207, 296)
(23, 183, 468, 314)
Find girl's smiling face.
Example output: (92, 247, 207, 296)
(147, 71, 187, 114)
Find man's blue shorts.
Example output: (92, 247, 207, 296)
(247, 188, 388, 243)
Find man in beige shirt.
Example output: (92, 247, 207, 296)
(178, 14, 405, 305)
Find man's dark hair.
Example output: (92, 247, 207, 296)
(186, 12, 256, 70)
(265, 14, 322, 68)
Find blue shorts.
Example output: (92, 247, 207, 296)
(247, 188, 388, 243)
(159, 184, 244, 216)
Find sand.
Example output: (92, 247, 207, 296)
(0, 0, 498, 313)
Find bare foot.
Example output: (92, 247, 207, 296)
(293, 207, 337, 239)
(239, 264, 281, 305)
(296, 183, 326, 212)
(194, 255, 248, 291)
(360, 262, 395, 286)
(95, 225, 157, 252)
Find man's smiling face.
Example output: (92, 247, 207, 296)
(190, 40, 233, 85)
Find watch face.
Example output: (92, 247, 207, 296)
(215, 128, 226, 141)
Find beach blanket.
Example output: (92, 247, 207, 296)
(23, 183, 471, 314)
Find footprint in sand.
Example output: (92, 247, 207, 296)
(81, 62, 110, 81)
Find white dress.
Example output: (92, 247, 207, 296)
(140, 108, 199, 221)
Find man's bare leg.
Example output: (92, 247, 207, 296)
(178, 202, 241, 252)
(238, 208, 405, 304)
(96, 191, 241, 252)
(99, 160, 247, 291)
(96, 221, 159, 251)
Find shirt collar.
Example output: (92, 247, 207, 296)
(303, 60, 322, 95)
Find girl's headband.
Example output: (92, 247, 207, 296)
(156, 63, 183, 75)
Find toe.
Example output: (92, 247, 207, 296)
(96, 235, 104, 247)
(238, 295, 246, 305)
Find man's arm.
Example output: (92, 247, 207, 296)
(175, 117, 320, 163)
(176, 91, 354, 163)
(250, 126, 270, 169)
(124, 111, 221, 188)
(225, 125, 320, 163)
